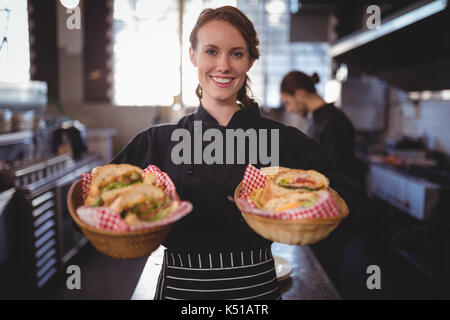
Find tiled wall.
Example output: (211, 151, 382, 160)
(409, 100, 450, 154)
(387, 88, 450, 155)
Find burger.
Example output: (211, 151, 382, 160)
(108, 183, 178, 227)
(259, 166, 290, 180)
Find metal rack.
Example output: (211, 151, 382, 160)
(0, 154, 102, 297)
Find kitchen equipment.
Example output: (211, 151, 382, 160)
(367, 162, 450, 297)
(0, 153, 101, 297)
(52, 120, 87, 160)
(0, 80, 53, 165)
(384, 136, 426, 150)
(0, 188, 14, 265)
(55, 160, 102, 265)
(405, 164, 450, 188)
(12, 110, 35, 131)
(0, 81, 47, 111)
(33, 113, 46, 131)
(0, 131, 34, 166)
(0, 109, 12, 133)
(369, 164, 441, 221)
(67, 180, 172, 259)
(0, 154, 73, 188)
(383, 136, 433, 166)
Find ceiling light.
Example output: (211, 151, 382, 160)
(265, 0, 286, 16)
(60, 0, 80, 9)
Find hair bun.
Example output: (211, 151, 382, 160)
(310, 72, 320, 84)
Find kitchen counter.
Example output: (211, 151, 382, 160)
(131, 242, 341, 300)
(356, 151, 449, 190)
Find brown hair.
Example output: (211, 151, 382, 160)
(189, 6, 260, 107)
(280, 71, 320, 95)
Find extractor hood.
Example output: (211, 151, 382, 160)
(329, 0, 450, 91)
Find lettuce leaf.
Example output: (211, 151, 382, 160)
(145, 206, 172, 222)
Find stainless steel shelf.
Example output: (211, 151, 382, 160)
(0, 131, 33, 147)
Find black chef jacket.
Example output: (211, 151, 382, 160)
(111, 103, 369, 253)
(307, 103, 356, 180)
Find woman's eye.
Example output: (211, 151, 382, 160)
(206, 49, 216, 55)
(232, 52, 244, 57)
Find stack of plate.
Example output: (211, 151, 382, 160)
(274, 256, 293, 281)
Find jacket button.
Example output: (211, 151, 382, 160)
(187, 169, 194, 175)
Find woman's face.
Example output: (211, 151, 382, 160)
(190, 20, 254, 105)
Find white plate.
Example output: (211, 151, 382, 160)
(274, 255, 293, 281)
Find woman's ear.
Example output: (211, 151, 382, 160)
(189, 47, 197, 67)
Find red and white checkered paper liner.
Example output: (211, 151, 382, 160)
(77, 165, 193, 231)
(235, 164, 340, 220)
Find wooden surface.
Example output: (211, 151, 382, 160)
(131, 243, 341, 300)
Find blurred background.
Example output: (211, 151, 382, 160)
(0, 0, 450, 299)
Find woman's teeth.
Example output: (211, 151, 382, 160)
(212, 77, 232, 84)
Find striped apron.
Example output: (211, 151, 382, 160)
(154, 247, 282, 300)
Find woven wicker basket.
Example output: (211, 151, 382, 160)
(67, 179, 172, 259)
(234, 183, 349, 245)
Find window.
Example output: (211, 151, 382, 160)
(113, 0, 180, 106)
(0, 0, 30, 83)
(244, 0, 331, 108)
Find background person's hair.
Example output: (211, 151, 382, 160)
(189, 6, 260, 107)
(280, 71, 320, 95)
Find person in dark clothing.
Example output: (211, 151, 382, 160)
(280, 70, 360, 292)
(280, 71, 356, 180)
(112, 7, 369, 300)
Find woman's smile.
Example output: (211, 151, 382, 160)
(210, 76, 235, 87)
